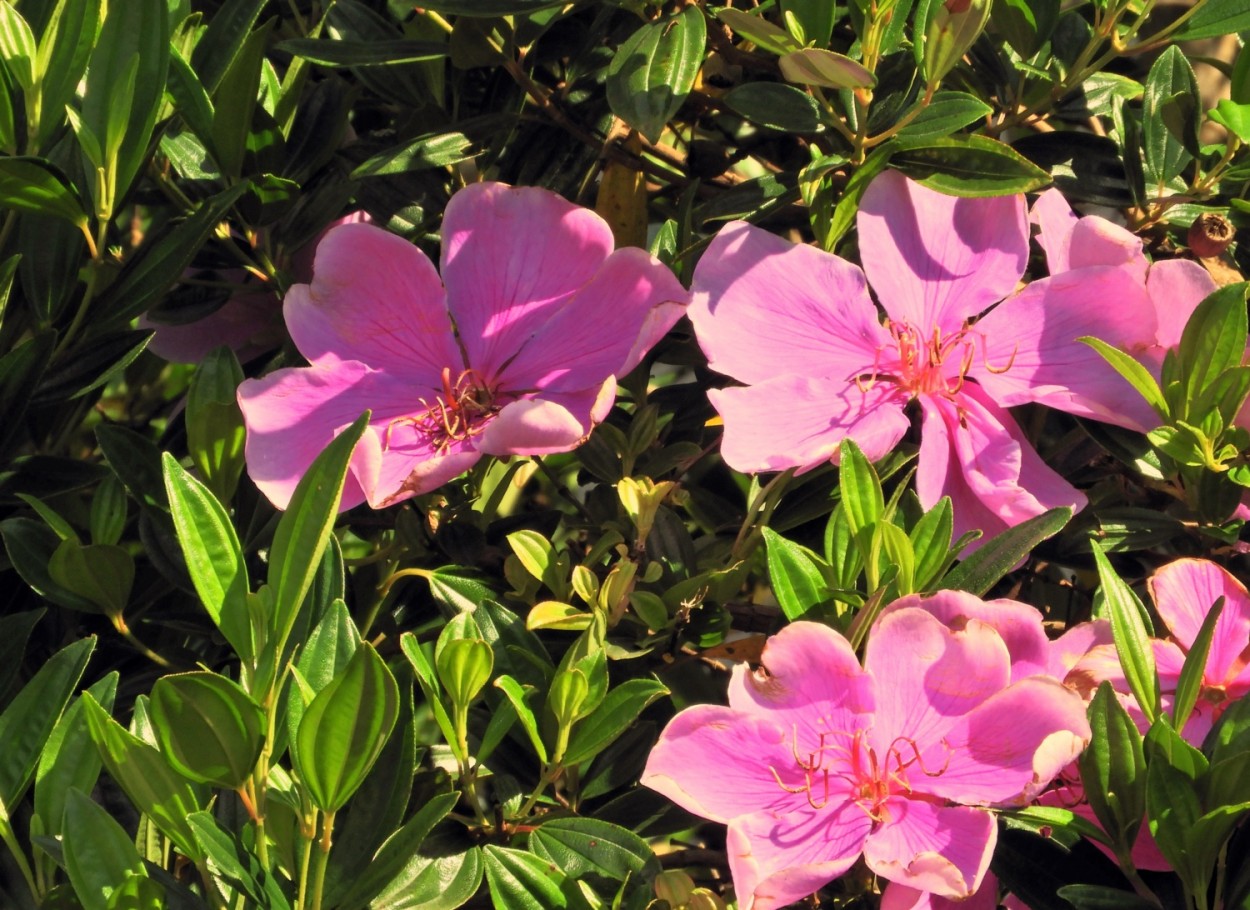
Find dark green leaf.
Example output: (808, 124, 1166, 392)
(482, 845, 567, 910)
(35, 0, 102, 153)
(370, 835, 483, 910)
(279, 38, 448, 66)
(941, 507, 1071, 595)
(1078, 682, 1147, 854)
(33, 673, 117, 841)
(723, 82, 824, 134)
(896, 91, 992, 142)
(991, 0, 1059, 57)
(890, 135, 1052, 196)
(1171, 0, 1250, 40)
(0, 157, 88, 225)
(606, 6, 706, 143)
(762, 526, 828, 621)
(530, 817, 659, 884)
(1142, 46, 1198, 183)
(34, 330, 152, 404)
(1171, 595, 1223, 733)
(63, 789, 148, 910)
(1177, 283, 1249, 414)
(562, 678, 667, 766)
(150, 672, 265, 789)
(1092, 543, 1160, 724)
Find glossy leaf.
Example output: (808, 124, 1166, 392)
(63, 789, 149, 910)
(529, 817, 660, 884)
(1078, 682, 1147, 852)
(562, 678, 668, 766)
(150, 672, 265, 789)
(896, 91, 992, 142)
(606, 6, 705, 142)
(0, 157, 88, 226)
(34, 673, 117, 842)
(482, 845, 568, 910)
(723, 83, 824, 134)
(890, 135, 1052, 196)
(1142, 46, 1198, 183)
(942, 507, 1072, 595)
(762, 527, 828, 622)
(1092, 543, 1160, 724)
(1170, 0, 1250, 41)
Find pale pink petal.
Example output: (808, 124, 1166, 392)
(882, 591, 1053, 683)
(916, 385, 1086, 547)
(143, 282, 285, 364)
(1029, 189, 1078, 274)
(358, 417, 481, 508)
(1147, 259, 1217, 349)
(864, 799, 995, 899)
(619, 297, 689, 376)
(865, 608, 1011, 756)
(237, 361, 416, 510)
(1066, 642, 1129, 701)
(440, 182, 614, 379)
(284, 222, 461, 383)
(729, 798, 874, 910)
(970, 267, 1161, 432)
(710, 376, 909, 475)
(689, 220, 890, 385)
(1050, 620, 1113, 680)
(476, 398, 588, 456)
(641, 706, 812, 824)
(727, 621, 876, 746)
(497, 247, 689, 392)
(858, 171, 1028, 331)
(920, 677, 1091, 806)
(1150, 559, 1250, 688)
(1066, 217, 1148, 280)
(881, 875, 1001, 910)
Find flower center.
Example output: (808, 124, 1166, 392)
(856, 320, 1016, 398)
(386, 366, 501, 453)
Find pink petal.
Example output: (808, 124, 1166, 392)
(1029, 189, 1078, 274)
(880, 875, 1001, 910)
(689, 220, 889, 386)
(1050, 620, 1113, 680)
(727, 621, 876, 743)
(865, 608, 1011, 756)
(496, 247, 689, 392)
(1149, 559, 1250, 689)
(284, 222, 461, 384)
(920, 677, 1091, 806)
(1066, 216, 1148, 280)
(1147, 259, 1218, 349)
(915, 385, 1086, 548)
(476, 398, 590, 456)
(358, 417, 481, 508)
(641, 705, 815, 824)
(882, 591, 1053, 683)
(143, 281, 285, 364)
(709, 376, 909, 475)
(970, 267, 1161, 432)
(864, 799, 995, 899)
(858, 171, 1028, 331)
(729, 799, 874, 910)
(287, 211, 372, 283)
(440, 182, 614, 380)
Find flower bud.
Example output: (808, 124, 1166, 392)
(655, 871, 696, 905)
(1188, 212, 1235, 259)
(923, 0, 991, 83)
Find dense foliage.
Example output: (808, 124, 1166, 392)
(0, 0, 1248, 908)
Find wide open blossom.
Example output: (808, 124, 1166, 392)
(690, 171, 1165, 544)
(642, 611, 1090, 910)
(238, 182, 689, 510)
(1072, 557, 1250, 745)
(142, 213, 372, 364)
(1028, 189, 1219, 431)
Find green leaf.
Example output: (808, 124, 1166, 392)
(1079, 336, 1168, 418)
(34, 673, 117, 842)
(0, 608, 44, 704)
(1092, 543, 1160, 725)
(265, 412, 370, 687)
(492, 674, 547, 764)
(0, 3, 36, 90)
(210, 20, 273, 179)
(941, 507, 1071, 595)
(562, 678, 668, 766)
(722, 82, 824, 134)
(1171, 595, 1223, 734)
(482, 845, 568, 910)
(0, 636, 94, 810)
(1171, 0, 1250, 40)
(896, 91, 992, 142)
(606, 6, 705, 143)
(1142, 46, 1198, 183)
(189, 0, 269, 94)
(910, 496, 954, 590)
(80, 694, 204, 862)
(63, 789, 148, 910)
(293, 643, 399, 812)
(351, 118, 499, 177)
(1176, 283, 1249, 415)
(47, 540, 134, 616)
(435, 638, 494, 710)
(162, 453, 252, 662)
(370, 836, 483, 910)
(408, 0, 567, 13)
(278, 38, 447, 66)
(990, 0, 1059, 57)
(150, 672, 264, 789)
(0, 157, 88, 226)
(1144, 720, 1209, 891)
(838, 438, 884, 553)
(185, 346, 246, 504)
(1209, 99, 1250, 144)
(0, 517, 101, 612)
(34, 330, 153, 403)
(779, 48, 875, 89)
(890, 135, 1052, 196)
(762, 526, 829, 621)
(530, 817, 660, 884)
(822, 144, 891, 250)
(1056, 885, 1160, 910)
(1079, 682, 1147, 855)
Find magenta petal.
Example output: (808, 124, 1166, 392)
(1029, 188, 1078, 274)
(970, 267, 1161, 432)
(689, 220, 888, 386)
(440, 182, 614, 379)
(1067, 217, 1148, 280)
(641, 705, 811, 824)
(880, 877, 1001, 910)
(1050, 620, 1113, 679)
(858, 171, 1028, 330)
(497, 247, 689, 392)
(1149, 559, 1250, 688)
(1147, 259, 1218, 349)
(882, 591, 1053, 683)
(476, 398, 589, 456)
(143, 281, 285, 364)
(922, 677, 1091, 806)
(916, 385, 1086, 547)
(865, 608, 1011, 755)
(360, 417, 481, 507)
(864, 799, 995, 899)
(284, 222, 461, 382)
(729, 799, 873, 910)
(710, 376, 909, 474)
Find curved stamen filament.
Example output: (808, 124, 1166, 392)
(385, 366, 500, 453)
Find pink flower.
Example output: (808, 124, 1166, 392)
(1028, 189, 1218, 431)
(237, 182, 689, 510)
(690, 171, 1159, 544)
(142, 213, 372, 364)
(641, 611, 1090, 910)
(1072, 558, 1250, 744)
